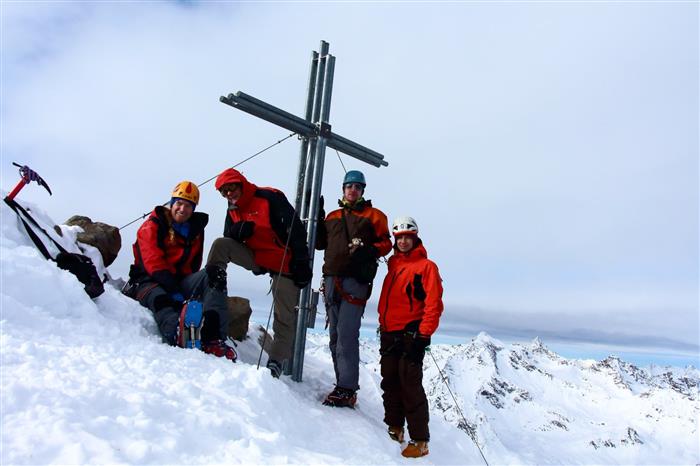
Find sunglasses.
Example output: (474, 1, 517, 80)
(219, 184, 241, 197)
(343, 183, 364, 191)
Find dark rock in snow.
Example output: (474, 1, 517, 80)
(64, 215, 121, 266)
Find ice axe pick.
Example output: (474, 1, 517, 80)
(5, 162, 53, 201)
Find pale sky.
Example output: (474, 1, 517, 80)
(1, 2, 697, 364)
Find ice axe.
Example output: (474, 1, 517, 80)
(5, 162, 52, 201)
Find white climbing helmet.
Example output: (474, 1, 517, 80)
(392, 216, 419, 236)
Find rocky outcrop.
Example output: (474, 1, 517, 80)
(64, 216, 121, 266)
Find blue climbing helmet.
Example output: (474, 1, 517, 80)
(342, 170, 366, 188)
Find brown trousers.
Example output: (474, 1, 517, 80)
(207, 237, 299, 363)
(380, 332, 430, 442)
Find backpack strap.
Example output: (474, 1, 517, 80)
(3, 197, 68, 260)
(4, 197, 105, 299)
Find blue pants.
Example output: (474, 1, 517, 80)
(324, 276, 369, 391)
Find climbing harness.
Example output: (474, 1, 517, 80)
(332, 276, 368, 307)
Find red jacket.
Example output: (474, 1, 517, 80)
(377, 241, 444, 336)
(216, 169, 308, 274)
(131, 206, 208, 292)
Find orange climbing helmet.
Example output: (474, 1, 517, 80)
(171, 181, 200, 206)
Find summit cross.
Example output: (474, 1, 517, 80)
(220, 40, 388, 382)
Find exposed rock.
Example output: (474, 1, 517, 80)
(64, 216, 121, 266)
(621, 427, 643, 445)
(226, 296, 252, 341)
(551, 420, 568, 430)
(590, 428, 642, 450)
(480, 389, 503, 409)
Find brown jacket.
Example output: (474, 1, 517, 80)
(316, 199, 392, 279)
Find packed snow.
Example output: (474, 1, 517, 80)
(1, 199, 698, 465)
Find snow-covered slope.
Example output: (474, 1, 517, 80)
(0, 200, 481, 465)
(1, 200, 698, 465)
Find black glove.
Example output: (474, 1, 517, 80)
(315, 196, 328, 250)
(289, 258, 312, 289)
(317, 195, 325, 220)
(351, 244, 377, 263)
(404, 333, 430, 362)
(229, 221, 255, 241)
(205, 265, 227, 293)
(151, 270, 180, 294)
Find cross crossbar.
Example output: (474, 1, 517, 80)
(221, 92, 388, 168)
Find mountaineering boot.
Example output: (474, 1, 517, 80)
(401, 440, 429, 458)
(177, 300, 204, 349)
(322, 386, 357, 408)
(201, 339, 237, 362)
(267, 359, 283, 378)
(388, 426, 405, 443)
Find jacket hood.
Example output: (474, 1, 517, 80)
(389, 240, 427, 266)
(215, 168, 258, 210)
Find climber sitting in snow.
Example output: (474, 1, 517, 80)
(377, 216, 444, 459)
(124, 181, 235, 361)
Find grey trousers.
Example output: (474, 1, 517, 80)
(323, 276, 369, 391)
(207, 237, 299, 362)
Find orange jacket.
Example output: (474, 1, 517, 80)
(377, 241, 444, 336)
(216, 169, 308, 274)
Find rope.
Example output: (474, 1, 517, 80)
(428, 350, 490, 466)
(119, 132, 297, 230)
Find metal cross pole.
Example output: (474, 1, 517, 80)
(220, 40, 389, 382)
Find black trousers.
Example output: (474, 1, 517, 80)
(380, 332, 430, 441)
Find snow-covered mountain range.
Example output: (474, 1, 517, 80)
(1, 199, 698, 465)
(421, 334, 698, 464)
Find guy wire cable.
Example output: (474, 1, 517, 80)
(256, 202, 297, 371)
(428, 349, 490, 466)
(119, 132, 297, 230)
(334, 148, 347, 174)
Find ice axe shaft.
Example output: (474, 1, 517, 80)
(5, 162, 52, 201)
(6, 179, 28, 201)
